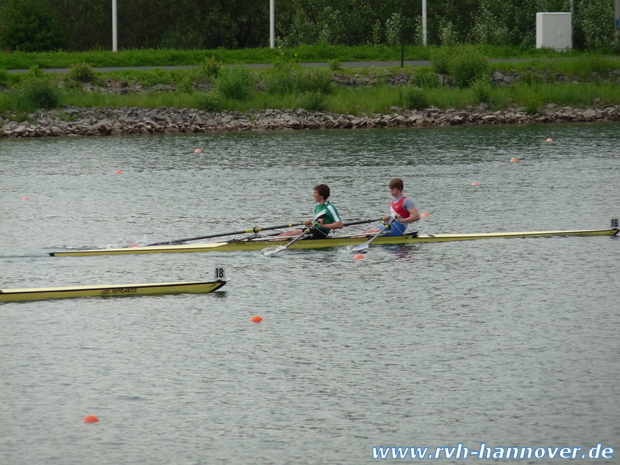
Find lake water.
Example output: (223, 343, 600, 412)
(1, 123, 619, 464)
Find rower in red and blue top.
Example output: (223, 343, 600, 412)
(363, 178, 420, 236)
(277, 184, 343, 239)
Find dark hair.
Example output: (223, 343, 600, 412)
(388, 178, 404, 191)
(314, 184, 330, 200)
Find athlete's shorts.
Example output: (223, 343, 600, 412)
(377, 221, 407, 237)
(307, 227, 329, 239)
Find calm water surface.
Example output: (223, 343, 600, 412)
(1, 124, 619, 464)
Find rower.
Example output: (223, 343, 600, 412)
(361, 178, 420, 237)
(276, 184, 343, 239)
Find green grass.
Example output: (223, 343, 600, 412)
(0, 44, 610, 70)
(1, 51, 619, 117)
(1, 81, 610, 116)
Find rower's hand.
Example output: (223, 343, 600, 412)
(317, 218, 324, 226)
(382, 216, 391, 223)
(303, 220, 313, 227)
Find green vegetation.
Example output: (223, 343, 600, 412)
(1, 49, 619, 118)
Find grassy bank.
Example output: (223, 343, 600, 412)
(1, 50, 620, 119)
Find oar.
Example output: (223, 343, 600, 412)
(264, 228, 312, 256)
(145, 218, 381, 247)
(352, 219, 395, 253)
(145, 222, 305, 246)
(265, 214, 330, 256)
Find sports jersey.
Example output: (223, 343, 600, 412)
(314, 202, 341, 235)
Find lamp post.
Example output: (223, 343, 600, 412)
(422, 0, 427, 46)
(112, 0, 118, 52)
(270, 0, 275, 48)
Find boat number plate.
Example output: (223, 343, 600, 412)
(214, 267, 225, 280)
(612, 218, 619, 229)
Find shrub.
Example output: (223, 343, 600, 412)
(431, 47, 454, 75)
(19, 78, 60, 110)
(201, 56, 221, 79)
(471, 77, 492, 104)
(296, 91, 327, 112)
(266, 67, 332, 95)
(402, 86, 428, 110)
(216, 66, 256, 101)
(449, 46, 489, 88)
(516, 86, 544, 114)
(432, 46, 488, 88)
(518, 70, 545, 86)
(198, 90, 223, 112)
(328, 59, 343, 71)
(410, 68, 440, 88)
(296, 68, 333, 94)
(67, 63, 98, 83)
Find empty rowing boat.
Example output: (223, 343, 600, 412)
(48, 227, 618, 257)
(0, 279, 226, 302)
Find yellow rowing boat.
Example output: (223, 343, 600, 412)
(0, 279, 226, 302)
(48, 228, 618, 257)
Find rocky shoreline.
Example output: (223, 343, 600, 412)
(1, 104, 619, 138)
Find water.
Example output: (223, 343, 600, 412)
(1, 124, 619, 464)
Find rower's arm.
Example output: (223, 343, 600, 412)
(397, 207, 420, 224)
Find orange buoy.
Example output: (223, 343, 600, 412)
(420, 212, 430, 218)
(115, 170, 123, 174)
(250, 315, 263, 323)
(22, 196, 30, 200)
(83, 415, 99, 423)
(510, 158, 519, 163)
(546, 138, 553, 142)
(471, 182, 480, 186)
(194, 149, 202, 153)
(353, 253, 365, 260)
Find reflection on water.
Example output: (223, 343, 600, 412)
(1, 123, 619, 465)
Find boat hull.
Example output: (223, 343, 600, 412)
(0, 280, 226, 302)
(48, 228, 618, 257)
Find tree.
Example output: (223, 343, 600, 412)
(0, 0, 65, 51)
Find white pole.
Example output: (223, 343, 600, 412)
(112, 0, 118, 52)
(422, 0, 427, 46)
(270, 0, 275, 49)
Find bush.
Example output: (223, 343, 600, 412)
(296, 68, 333, 94)
(432, 46, 489, 88)
(266, 67, 332, 95)
(296, 91, 327, 112)
(216, 66, 256, 101)
(516, 86, 543, 114)
(198, 90, 223, 112)
(449, 46, 489, 88)
(17, 78, 60, 110)
(518, 70, 545, 86)
(328, 59, 343, 71)
(402, 86, 428, 110)
(67, 63, 98, 83)
(410, 68, 440, 88)
(201, 56, 221, 79)
(471, 77, 492, 104)
(431, 47, 454, 75)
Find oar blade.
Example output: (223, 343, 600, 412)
(264, 245, 287, 256)
(351, 243, 369, 253)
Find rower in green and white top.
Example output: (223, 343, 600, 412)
(277, 184, 343, 239)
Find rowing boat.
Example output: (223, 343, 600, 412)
(0, 279, 226, 302)
(48, 228, 618, 257)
